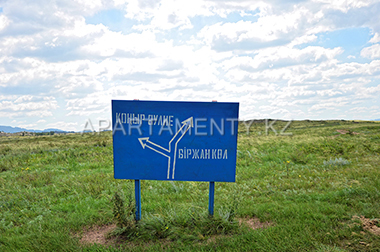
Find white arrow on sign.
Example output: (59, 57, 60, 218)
(138, 117, 193, 179)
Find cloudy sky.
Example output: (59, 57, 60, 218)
(1, 0, 380, 131)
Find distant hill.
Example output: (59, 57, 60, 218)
(374, 119, 380, 121)
(42, 128, 67, 132)
(0, 125, 72, 133)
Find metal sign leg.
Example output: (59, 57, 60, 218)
(209, 181, 215, 216)
(135, 179, 141, 221)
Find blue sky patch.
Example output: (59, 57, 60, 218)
(297, 27, 372, 61)
(191, 10, 259, 32)
(157, 11, 261, 46)
(85, 9, 140, 33)
(318, 27, 371, 50)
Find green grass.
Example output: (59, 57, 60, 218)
(1, 120, 380, 251)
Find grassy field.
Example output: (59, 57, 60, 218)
(1, 120, 380, 251)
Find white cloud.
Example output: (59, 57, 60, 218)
(81, 28, 157, 58)
(289, 34, 318, 47)
(125, 0, 215, 30)
(369, 33, 380, 43)
(0, 14, 10, 31)
(309, 97, 349, 111)
(314, 0, 376, 12)
(361, 44, 380, 59)
(222, 46, 342, 73)
(66, 91, 111, 117)
(0, 95, 58, 118)
(45, 121, 78, 131)
(136, 2, 193, 30)
(197, 6, 327, 52)
(1, 0, 380, 130)
(17, 123, 37, 129)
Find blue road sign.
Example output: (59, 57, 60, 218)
(112, 100, 239, 182)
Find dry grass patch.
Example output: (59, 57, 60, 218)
(79, 224, 117, 246)
(336, 129, 360, 135)
(353, 215, 380, 236)
(239, 217, 272, 230)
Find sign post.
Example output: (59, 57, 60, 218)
(209, 181, 215, 216)
(135, 180, 141, 221)
(208, 100, 217, 216)
(112, 100, 239, 220)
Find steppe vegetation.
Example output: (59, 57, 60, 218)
(1, 120, 380, 251)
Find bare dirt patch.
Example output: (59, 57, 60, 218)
(78, 218, 273, 247)
(79, 224, 116, 246)
(353, 215, 380, 236)
(336, 130, 360, 135)
(239, 217, 272, 230)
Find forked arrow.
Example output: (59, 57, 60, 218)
(138, 117, 193, 179)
